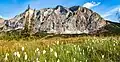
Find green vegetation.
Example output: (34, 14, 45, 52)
(0, 34, 120, 62)
(105, 22, 120, 34)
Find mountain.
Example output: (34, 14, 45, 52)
(0, 5, 120, 34)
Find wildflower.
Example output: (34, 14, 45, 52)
(21, 47, 25, 51)
(14, 51, 20, 58)
(36, 48, 39, 51)
(78, 48, 81, 51)
(24, 52, 27, 60)
(117, 53, 119, 55)
(4, 53, 9, 61)
(87, 46, 90, 48)
(56, 41, 59, 45)
(74, 45, 76, 48)
(36, 58, 40, 62)
(35, 48, 39, 53)
(16, 51, 20, 58)
(13, 52, 17, 56)
(47, 45, 50, 48)
(73, 58, 76, 62)
(113, 41, 116, 43)
(80, 52, 82, 55)
(57, 59, 60, 62)
(45, 59, 47, 62)
(113, 43, 116, 46)
(114, 48, 116, 50)
(50, 48, 53, 52)
(38, 51, 40, 56)
(102, 55, 104, 58)
(43, 50, 46, 54)
(36, 58, 38, 61)
(91, 47, 94, 50)
(86, 60, 87, 62)
(54, 51, 57, 58)
(66, 51, 70, 53)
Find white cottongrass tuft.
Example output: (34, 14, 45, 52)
(74, 58, 76, 62)
(35, 48, 39, 53)
(54, 51, 57, 58)
(13, 52, 17, 56)
(47, 45, 50, 48)
(50, 48, 53, 52)
(36, 58, 40, 62)
(57, 59, 60, 62)
(24, 52, 27, 60)
(21, 47, 25, 51)
(56, 41, 59, 45)
(66, 51, 70, 54)
(16, 52, 20, 58)
(113, 43, 116, 46)
(37, 51, 40, 56)
(4, 53, 9, 61)
(14, 51, 20, 58)
(43, 50, 46, 54)
(102, 55, 104, 58)
(45, 59, 47, 62)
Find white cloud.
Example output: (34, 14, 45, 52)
(83, 1, 101, 9)
(100, 6, 120, 22)
(102, 6, 120, 18)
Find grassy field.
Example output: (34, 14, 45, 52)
(0, 35, 120, 62)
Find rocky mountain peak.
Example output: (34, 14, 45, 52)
(54, 5, 68, 15)
(69, 6, 80, 12)
(0, 5, 118, 34)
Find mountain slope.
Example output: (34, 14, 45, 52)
(0, 5, 120, 34)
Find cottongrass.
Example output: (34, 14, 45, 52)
(36, 58, 40, 62)
(73, 58, 76, 62)
(45, 59, 47, 62)
(4, 53, 9, 61)
(50, 47, 53, 52)
(43, 50, 46, 54)
(56, 41, 59, 45)
(102, 55, 104, 58)
(54, 51, 57, 58)
(1, 36, 120, 62)
(17, 52, 20, 58)
(57, 59, 60, 62)
(14, 51, 20, 58)
(24, 52, 27, 60)
(37, 51, 40, 56)
(21, 47, 25, 51)
(66, 50, 70, 54)
(13, 52, 17, 56)
(35, 48, 39, 53)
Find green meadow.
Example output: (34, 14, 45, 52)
(0, 34, 120, 62)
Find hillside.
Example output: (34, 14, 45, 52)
(0, 5, 120, 35)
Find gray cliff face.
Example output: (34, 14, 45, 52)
(0, 5, 108, 34)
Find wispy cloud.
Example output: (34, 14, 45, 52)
(102, 6, 120, 18)
(83, 1, 101, 9)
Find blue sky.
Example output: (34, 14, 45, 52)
(0, 0, 120, 22)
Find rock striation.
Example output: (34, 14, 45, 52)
(0, 5, 116, 34)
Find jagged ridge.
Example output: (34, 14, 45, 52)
(0, 5, 118, 34)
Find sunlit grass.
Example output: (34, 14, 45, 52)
(0, 35, 120, 62)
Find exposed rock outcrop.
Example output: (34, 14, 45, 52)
(0, 5, 118, 34)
